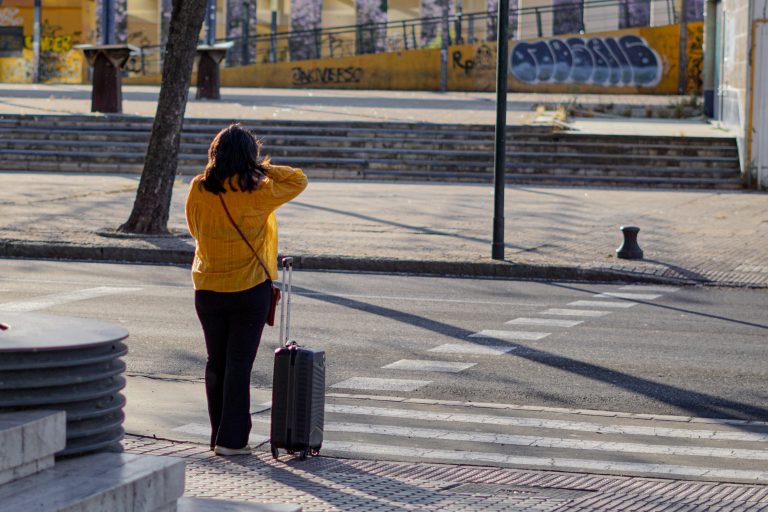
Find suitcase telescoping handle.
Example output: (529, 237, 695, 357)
(279, 256, 293, 347)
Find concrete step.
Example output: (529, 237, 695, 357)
(0, 134, 740, 161)
(178, 497, 301, 511)
(0, 410, 66, 486)
(0, 452, 185, 512)
(361, 169, 745, 189)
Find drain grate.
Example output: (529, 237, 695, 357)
(442, 482, 596, 500)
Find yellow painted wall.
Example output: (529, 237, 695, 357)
(0, 1, 85, 83)
(125, 22, 704, 95)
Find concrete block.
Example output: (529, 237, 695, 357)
(0, 453, 185, 512)
(178, 497, 302, 512)
(0, 410, 65, 481)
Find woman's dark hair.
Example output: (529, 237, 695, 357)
(200, 124, 270, 194)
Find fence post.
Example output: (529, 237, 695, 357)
(242, 1, 251, 65)
(315, 28, 321, 58)
(440, 0, 450, 91)
(678, 0, 688, 93)
(411, 25, 417, 49)
(269, 9, 277, 63)
(468, 13, 475, 43)
(402, 20, 409, 49)
(535, 8, 543, 38)
(455, 0, 464, 44)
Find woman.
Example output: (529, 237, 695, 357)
(186, 124, 307, 456)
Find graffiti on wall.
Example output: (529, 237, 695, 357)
(452, 44, 494, 75)
(292, 66, 363, 86)
(510, 35, 662, 87)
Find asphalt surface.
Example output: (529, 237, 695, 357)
(0, 258, 765, 421)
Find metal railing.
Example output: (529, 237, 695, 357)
(127, 0, 683, 76)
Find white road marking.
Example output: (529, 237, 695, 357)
(0, 286, 141, 312)
(382, 359, 476, 373)
(595, 292, 662, 300)
(505, 318, 583, 328)
(469, 330, 550, 341)
(245, 420, 768, 460)
(330, 377, 431, 392)
(320, 441, 768, 482)
(172, 422, 269, 446)
(428, 343, 517, 355)
(620, 285, 680, 293)
(322, 404, 768, 442)
(568, 300, 636, 309)
(542, 309, 612, 317)
(298, 291, 541, 307)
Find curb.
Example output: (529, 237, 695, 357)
(0, 238, 693, 285)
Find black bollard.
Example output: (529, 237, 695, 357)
(617, 225, 643, 260)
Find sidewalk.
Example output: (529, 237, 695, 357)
(122, 375, 768, 511)
(0, 172, 766, 287)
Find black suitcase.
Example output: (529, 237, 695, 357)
(270, 257, 325, 460)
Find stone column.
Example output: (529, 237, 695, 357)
(486, 0, 518, 41)
(553, 0, 583, 35)
(356, 0, 388, 54)
(226, 0, 258, 66)
(290, 0, 322, 60)
(619, 0, 650, 29)
(94, 0, 128, 44)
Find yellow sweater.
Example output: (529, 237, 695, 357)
(185, 165, 308, 292)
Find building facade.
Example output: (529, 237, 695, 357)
(702, 0, 768, 188)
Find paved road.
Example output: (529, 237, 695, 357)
(0, 258, 765, 418)
(1, 258, 767, 484)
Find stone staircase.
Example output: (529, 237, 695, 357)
(0, 410, 299, 511)
(0, 114, 744, 189)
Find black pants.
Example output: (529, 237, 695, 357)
(195, 281, 272, 449)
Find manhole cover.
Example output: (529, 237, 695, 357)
(442, 483, 595, 500)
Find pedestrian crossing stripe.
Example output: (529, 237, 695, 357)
(428, 343, 517, 355)
(568, 300, 636, 308)
(382, 359, 476, 373)
(330, 377, 431, 392)
(541, 309, 612, 317)
(320, 441, 768, 483)
(594, 292, 662, 300)
(246, 418, 768, 461)
(469, 330, 550, 341)
(620, 285, 680, 292)
(321, 404, 768, 442)
(505, 317, 583, 328)
(0, 286, 141, 312)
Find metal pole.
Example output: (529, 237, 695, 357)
(270, 9, 277, 63)
(103, 0, 115, 44)
(242, 1, 251, 65)
(32, 0, 41, 83)
(678, 0, 688, 94)
(206, 0, 217, 46)
(440, 0, 450, 92)
(492, 0, 509, 260)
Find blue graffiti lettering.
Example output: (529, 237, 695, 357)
(510, 34, 661, 87)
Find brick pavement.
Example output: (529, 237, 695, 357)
(123, 436, 768, 511)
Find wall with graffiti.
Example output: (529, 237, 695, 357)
(127, 22, 703, 95)
(452, 22, 704, 94)
(0, 3, 85, 84)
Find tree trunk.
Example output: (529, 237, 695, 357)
(119, 0, 208, 234)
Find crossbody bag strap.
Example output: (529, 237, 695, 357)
(219, 194, 272, 280)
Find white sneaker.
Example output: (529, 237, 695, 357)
(214, 445, 251, 456)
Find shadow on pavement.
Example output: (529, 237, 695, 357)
(294, 284, 768, 423)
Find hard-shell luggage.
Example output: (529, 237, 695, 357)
(270, 257, 325, 460)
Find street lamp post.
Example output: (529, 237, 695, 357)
(492, 0, 509, 261)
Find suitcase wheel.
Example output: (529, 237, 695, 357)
(270, 444, 279, 460)
(311, 447, 320, 457)
(299, 448, 310, 461)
